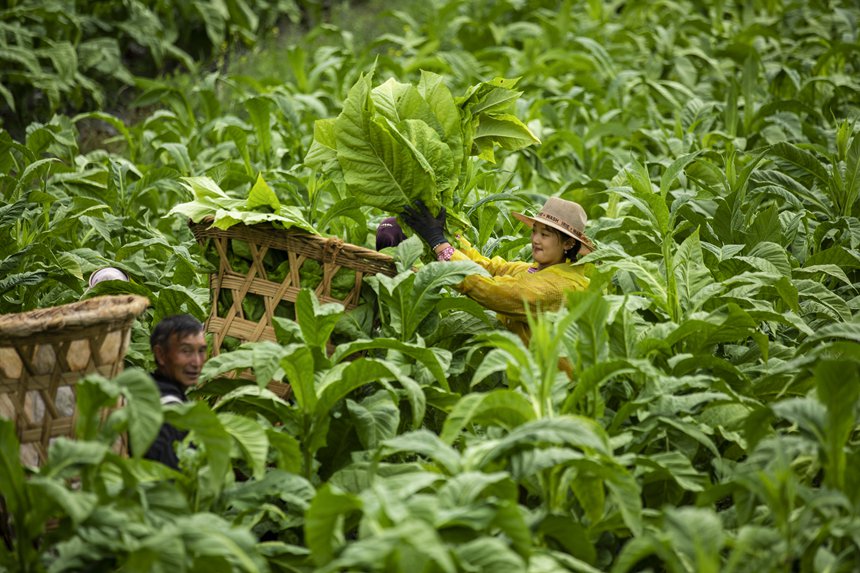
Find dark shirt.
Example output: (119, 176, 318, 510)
(143, 371, 189, 469)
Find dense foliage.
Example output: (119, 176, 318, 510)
(2, 0, 860, 571)
(0, 0, 309, 131)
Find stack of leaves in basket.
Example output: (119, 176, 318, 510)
(172, 71, 540, 233)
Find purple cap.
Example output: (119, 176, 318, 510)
(376, 217, 406, 250)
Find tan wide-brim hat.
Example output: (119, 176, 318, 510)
(513, 197, 595, 255)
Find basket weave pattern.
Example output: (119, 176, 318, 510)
(191, 220, 397, 355)
(0, 295, 148, 466)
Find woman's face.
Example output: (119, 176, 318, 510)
(531, 222, 576, 267)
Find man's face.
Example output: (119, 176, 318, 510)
(154, 330, 207, 387)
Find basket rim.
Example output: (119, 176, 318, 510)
(188, 217, 395, 262)
(0, 295, 149, 340)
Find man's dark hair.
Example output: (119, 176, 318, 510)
(150, 314, 204, 351)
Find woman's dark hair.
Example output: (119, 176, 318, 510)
(564, 240, 582, 262)
(547, 227, 582, 261)
(150, 314, 204, 351)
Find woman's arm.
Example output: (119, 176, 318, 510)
(437, 238, 532, 276)
(457, 264, 589, 317)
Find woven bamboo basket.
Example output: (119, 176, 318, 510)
(191, 219, 397, 393)
(0, 295, 149, 466)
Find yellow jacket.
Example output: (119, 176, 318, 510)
(451, 238, 590, 343)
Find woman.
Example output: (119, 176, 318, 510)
(402, 197, 593, 344)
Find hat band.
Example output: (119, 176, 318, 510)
(537, 212, 590, 245)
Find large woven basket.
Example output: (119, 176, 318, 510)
(0, 295, 149, 466)
(191, 219, 397, 358)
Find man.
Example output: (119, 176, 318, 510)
(144, 314, 207, 469)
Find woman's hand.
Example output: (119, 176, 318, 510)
(401, 201, 447, 248)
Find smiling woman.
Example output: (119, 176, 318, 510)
(401, 197, 593, 345)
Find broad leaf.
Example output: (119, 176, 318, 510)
(440, 390, 536, 443)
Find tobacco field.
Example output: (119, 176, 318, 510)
(1, 0, 859, 571)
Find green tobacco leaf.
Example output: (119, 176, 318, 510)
(770, 141, 830, 185)
(0, 81, 13, 112)
(441, 390, 536, 444)
(246, 173, 279, 211)
(665, 304, 757, 351)
(565, 289, 611, 367)
(460, 78, 522, 115)
(165, 401, 231, 494)
(599, 255, 669, 313)
(115, 368, 163, 458)
(482, 417, 612, 464)
(334, 73, 422, 213)
(192, 0, 230, 51)
(213, 385, 293, 422)
(539, 515, 597, 565)
(379, 430, 462, 475)
(306, 484, 363, 566)
(201, 347, 255, 380)
(796, 279, 853, 323)
(280, 345, 316, 413)
(842, 129, 860, 215)
(384, 116, 454, 198)
(580, 458, 643, 537)
(563, 359, 639, 414)
(674, 229, 713, 316)
(660, 151, 702, 196)
(251, 341, 289, 386)
(296, 288, 344, 352)
(405, 260, 490, 340)
(0, 270, 48, 296)
(454, 538, 525, 573)
(347, 393, 400, 450)
(394, 235, 425, 272)
(27, 477, 97, 526)
(316, 197, 364, 233)
(267, 431, 303, 475)
(372, 78, 444, 135)
(225, 0, 259, 31)
(325, 518, 456, 573)
(741, 241, 792, 277)
(418, 70, 464, 177)
(623, 161, 669, 236)
(657, 508, 725, 572)
(210, 206, 316, 233)
(175, 511, 265, 571)
(0, 418, 27, 516)
(74, 375, 122, 441)
(42, 439, 109, 477)
(159, 143, 193, 174)
(635, 451, 706, 492)
(438, 471, 518, 506)
(316, 358, 418, 420)
(219, 413, 268, 481)
(797, 319, 860, 354)
(816, 360, 860, 489)
(245, 96, 273, 162)
(153, 284, 207, 324)
(306, 117, 337, 160)
(571, 473, 605, 524)
(332, 337, 451, 390)
(473, 113, 540, 160)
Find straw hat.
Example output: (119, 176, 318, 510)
(513, 197, 595, 255)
